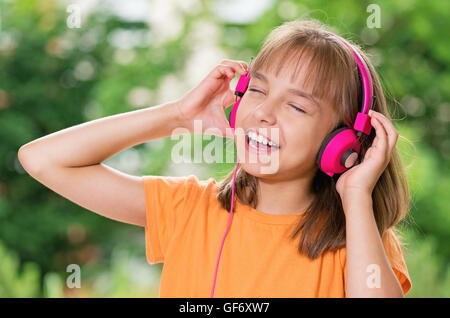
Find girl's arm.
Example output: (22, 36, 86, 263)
(18, 59, 247, 227)
(19, 101, 183, 171)
(19, 58, 248, 171)
(342, 193, 404, 298)
(336, 110, 404, 297)
(18, 101, 184, 227)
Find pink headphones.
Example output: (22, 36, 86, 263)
(211, 32, 376, 297)
(230, 32, 375, 177)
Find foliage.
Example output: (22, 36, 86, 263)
(0, 240, 40, 297)
(0, 0, 448, 297)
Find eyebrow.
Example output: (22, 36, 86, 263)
(252, 71, 321, 109)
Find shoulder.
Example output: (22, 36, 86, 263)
(142, 174, 217, 190)
(142, 174, 218, 203)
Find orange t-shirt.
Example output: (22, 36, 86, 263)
(143, 174, 412, 297)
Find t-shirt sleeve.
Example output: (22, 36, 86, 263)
(142, 174, 205, 265)
(381, 228, 412, 296)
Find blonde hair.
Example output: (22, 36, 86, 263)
(216, 19, 411, 259)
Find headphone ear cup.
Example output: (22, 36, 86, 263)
(316, 127, 360, 177)
(316, 127, 347, 167)
(340, 148, 359, 168)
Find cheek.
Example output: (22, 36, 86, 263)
(283, 127, 322, 160)
(234, 97, 252, 127)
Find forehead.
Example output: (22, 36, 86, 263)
(251, 47, 316, 92)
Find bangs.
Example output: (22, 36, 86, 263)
(249, 38, 357, 115)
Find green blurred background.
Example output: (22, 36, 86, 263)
(1, 0, 449, 297)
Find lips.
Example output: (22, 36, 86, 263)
(245, 128, 280, 149)
(245, 134, 273, 156)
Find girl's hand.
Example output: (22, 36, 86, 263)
(174, 59, 248, 137)
(336, 110, 399, 202)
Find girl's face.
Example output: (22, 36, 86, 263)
(235, 58, 339, 180)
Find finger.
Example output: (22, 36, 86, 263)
(370, 115, 388, 158)
(219, 59, 248, 76)
(224, 59, 249, 73)
(214, 64, 236, 80)
(238, 61, 249, 72)
(370, 111, 399, 153)
(377, 112, 399, 151)
(222, 88, 235, 109)
(217, 64, 239, 80)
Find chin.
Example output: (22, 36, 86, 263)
(239, 161, 281, 178)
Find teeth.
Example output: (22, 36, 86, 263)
(247, 131, 279, 148)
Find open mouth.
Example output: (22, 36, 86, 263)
(245, 130, 280, 155)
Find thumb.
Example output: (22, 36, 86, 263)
(222, 88, 236, 110)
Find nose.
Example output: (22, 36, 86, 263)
(253, 100, 277, 126)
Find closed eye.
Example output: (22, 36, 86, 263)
(248, 88, 306, 113)
(289, 104, 305, 113)
(248, 88, 263, 94)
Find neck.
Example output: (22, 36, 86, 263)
(254, 171, 316, 215)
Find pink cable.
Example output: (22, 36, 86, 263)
(210, 156, 240, 298)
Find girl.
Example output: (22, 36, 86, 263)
(19, 19, 412, 298)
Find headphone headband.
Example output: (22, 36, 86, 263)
(326, 32, 374, 115)
(230, 31, 375, 135)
